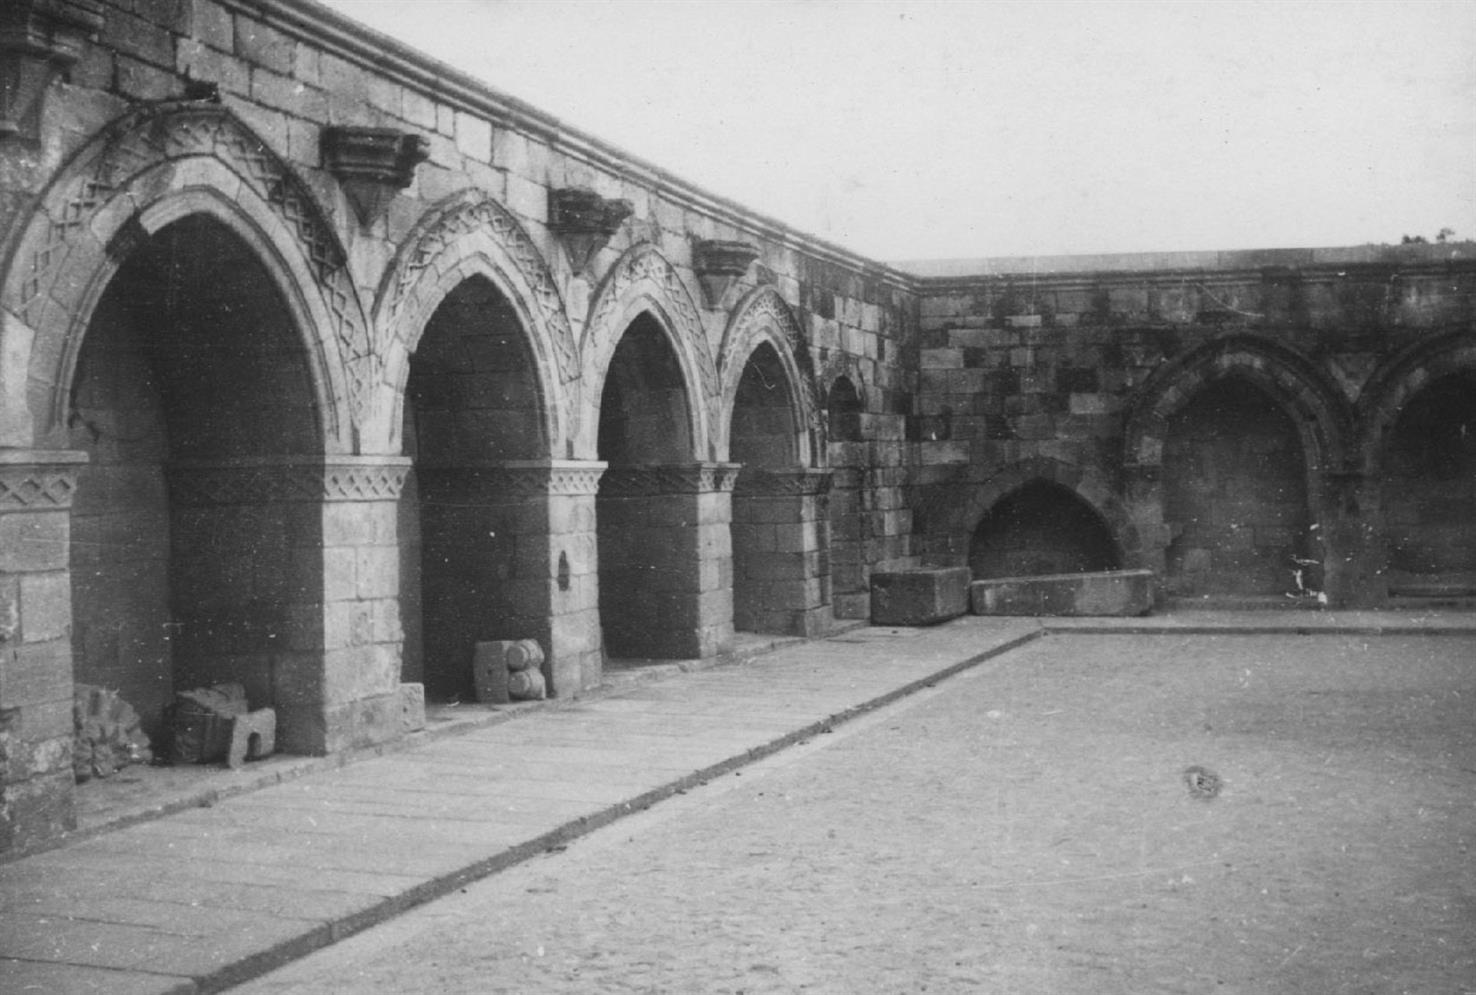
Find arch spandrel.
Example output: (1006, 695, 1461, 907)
(1123, 334, 1351, 473)
(1, 103, 362, 451)
(717, 287, 822, 466)
(579, 243, 715, 460)
(371, 190, 574, 455)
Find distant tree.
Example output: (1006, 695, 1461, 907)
(1401, 228, 1457, 244)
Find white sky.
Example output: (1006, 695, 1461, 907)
(318, 0, 1476, 262)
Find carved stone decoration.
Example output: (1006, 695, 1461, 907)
(0, 0, 103, 141)
(548, 187, 633, 274)
(167, 457, 411, 506)
(322, 126, 429, 226)
(380, 191, 580, 386)
(694, 239, 759, 308)
(5, 103, 373, 439)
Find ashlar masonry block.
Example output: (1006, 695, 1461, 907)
(870, 567, 970, 626)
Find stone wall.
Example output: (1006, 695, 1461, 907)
(0, 0, 913, 852)
(911, 248, 1476, 607)
(1, 0, 1473, 857)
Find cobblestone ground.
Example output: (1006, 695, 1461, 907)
(235, 634, 1476, 995)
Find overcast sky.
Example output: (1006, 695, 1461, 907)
(318, 0, 1476, 262)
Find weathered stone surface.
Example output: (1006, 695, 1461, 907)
(870, 567, 971, 626)
(970, 569, 1155, 617)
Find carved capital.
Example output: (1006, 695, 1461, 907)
(0, 0, 104, 140)
(694, 239, 759, 308)
(600, 462, 741, 496)
(0, 448, 87, 513)
(417, 460, 606, 501)
(168, 457, 410, 506)
(322, 126, 430, 226)
(548, 188, 632, 274)
(734, 466, 833, 497)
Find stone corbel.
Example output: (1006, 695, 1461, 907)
(0, 0, 104, 141)
(693, 239, 759, 308)
(548, 188, 632, 274)
(321, 126, 430, 227)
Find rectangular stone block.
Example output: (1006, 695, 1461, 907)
(970, 569, 1156, 617)
(870, 567, 970, 626)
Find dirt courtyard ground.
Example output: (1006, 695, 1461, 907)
(237, 631, 1476, 994)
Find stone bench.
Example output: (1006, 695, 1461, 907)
(870, 567, 971, 626)
(970, 569, 1155, 616)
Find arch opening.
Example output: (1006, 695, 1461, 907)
(596, 315, 700, 658)
(825, 376, 869, 618)
(1381, 371, 1476, 595)
(68, 215, 321, 745)
(969, 480, 1120, 579)
(731, 343, 811, 635)
(402, 276, 548, 702)
(1162, 377, 1312, 597)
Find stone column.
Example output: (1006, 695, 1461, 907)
(732, 466, 834, 637)
(545, 462, 607, 693)
(0, 448, 86, 854)
(168, 456, 412, 756)
(413, 460, 604, 701)
(598, 462, 739, 660)
(1121, 462, 1169, 598)
(1317, 468, 1386, 608)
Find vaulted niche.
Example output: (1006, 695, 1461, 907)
(730, 342, 802, 633)
(1162, 377, 1311, 597)
(969, 480, 1119, 578)
(402, 276, 547, 702)
(68, 215, 321, 742)
(596, 314, 697, 658)
(1381, 371, 1476, 593)
(825, 376, 869, 618)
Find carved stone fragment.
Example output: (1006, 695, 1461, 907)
(472, 639, 546, 703)
(0, 0, 104, 141)
(322, 125, 430, 225)
(694, 239, 759, 308)
(548, 188, 633, 274)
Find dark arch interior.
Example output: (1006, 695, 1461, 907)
(731, 342, 797, 469)
(731, 343, 802, 634)
(825, 375, 868, 616)
(1382, 371, 1476, 587)
(597, 314, 696, 657)
(68, 215, 320, 741)
(827, 375, 864, 442)
(969, 480, 1120, 578)
(402, 276, 546, 700)
(597, 314, 692, 465)
(1162, 376, 1310, 597)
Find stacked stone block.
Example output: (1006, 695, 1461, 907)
(598, 465, 737, 660)
(0, 451, 87, 851)
(731, 468, 833, 637)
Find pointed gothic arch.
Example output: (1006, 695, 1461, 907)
(717, 286, 822, 465)
(0, 102, 363, 451)
(578, 243, 715, 460)
(372, 189, 575, 455)
(1123, 334, 1350, 473)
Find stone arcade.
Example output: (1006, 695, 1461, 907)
(1, 0, 1472, 854)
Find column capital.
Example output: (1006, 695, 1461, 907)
(167, 456, 411, 505)
(0, 448, 87, 513)
(601, 461, 742, 496)
(735, 466, 834, 497)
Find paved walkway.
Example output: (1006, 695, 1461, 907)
(2, 611, 1473, 994)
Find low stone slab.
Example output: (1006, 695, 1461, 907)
(970, 569, 1155, 616)
(870, 567, 971, 626)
